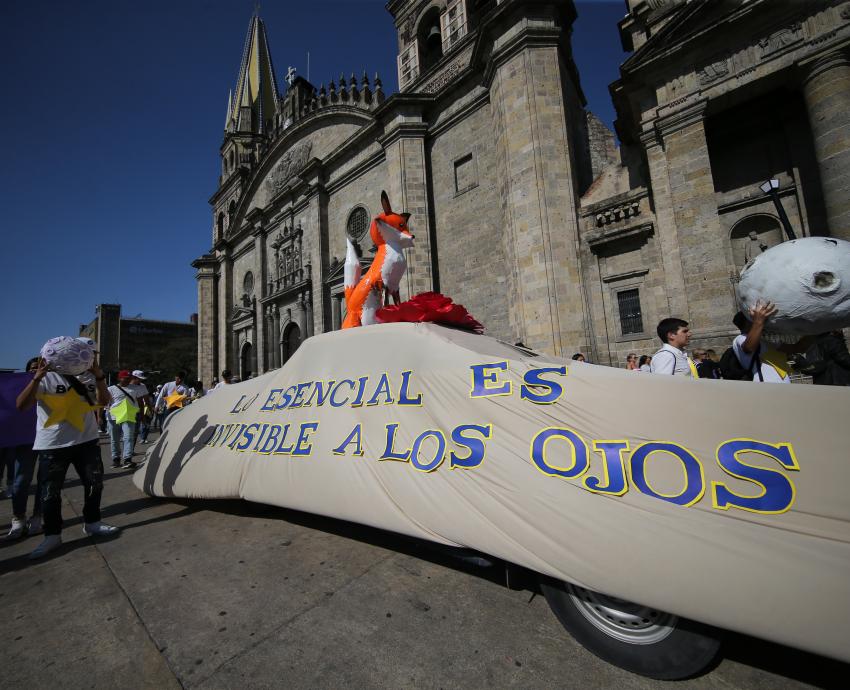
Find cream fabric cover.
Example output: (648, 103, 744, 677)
(135, 323, 850, 661)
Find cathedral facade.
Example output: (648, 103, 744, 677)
(194, 0, 850, 384)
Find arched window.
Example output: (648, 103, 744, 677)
(240, 341, 253, 380)
(418, 7, 443, 72)
(281, 323, 301, 365)
(730, 214, 783, 270)
(217, 212, 224, 237)
(346, 206, 370, 243)
(229, 150, 235, 171)
(243, 271, 254, 296)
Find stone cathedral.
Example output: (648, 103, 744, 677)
(194, 0, 850, 385)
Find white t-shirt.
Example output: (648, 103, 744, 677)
(107, 382, 147, 419)
(639, 364, 651, 373)
(649, 344, 694, 377)
(33, 372, 100, 450)
(155, 381, 188, 409)
(732, 334, 790, 384)
(211, 381, 229, 391)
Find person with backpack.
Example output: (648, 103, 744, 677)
(107, 370, 145, 468)
(15, 354, 119, 559)
(726, 301, 798, 383)
(649, 318, 699, 377)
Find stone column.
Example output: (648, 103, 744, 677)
(380, 117, 435, 300)
(802, 50, 850, 239)
(272, 305, 281, 369)
(192, 255, 218, 388)
(299, 293, 309, 338)
(332, 294, 342, 331)
(216, 247, 233, 377)
(254, 230, 267, 373)
(648, 102, 736, 336)
(264, 308, 273, 372)
(488, 20, 588, 356)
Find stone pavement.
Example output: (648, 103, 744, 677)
(0, 435, 845, 689)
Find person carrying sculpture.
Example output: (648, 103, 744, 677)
(15, 355, 119, 559)
(154, 371, 189, 420)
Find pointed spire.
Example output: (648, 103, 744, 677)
(225, 13, 281, 135)
(224, 88, 233, 129)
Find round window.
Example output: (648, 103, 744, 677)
(346, 207, 370, 242)
(243, 271, 254, 296)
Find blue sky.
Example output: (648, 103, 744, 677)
(0, 0, 627, 370)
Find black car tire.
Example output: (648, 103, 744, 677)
(539, 577, 721, 680)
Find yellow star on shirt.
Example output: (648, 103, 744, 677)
(39, 391, 100, 432)
(165, 390, 187, 409)
(110, 397, 139, 424)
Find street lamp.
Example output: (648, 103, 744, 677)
(760, 178, 797, 240)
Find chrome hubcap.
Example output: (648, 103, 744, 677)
(567, 584, 677, 645)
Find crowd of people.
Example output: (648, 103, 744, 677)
(572, 300, 850, 386)
(1, 335, 239, 559)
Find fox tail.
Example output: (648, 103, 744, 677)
(343, 237, 362, 307)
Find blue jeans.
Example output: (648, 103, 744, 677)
(2, 450, 14, 488)
(10, 446, 44, 517)
(108, 418, 135, 462)
(2, 446, 44, 517)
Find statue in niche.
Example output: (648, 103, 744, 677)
(744, 230, 769, 264)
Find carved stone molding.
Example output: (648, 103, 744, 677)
(594, 201, 642, 227)
(758, 22, 802, 59)
(698, 56, 730, 85)
(587, 222, 655, 254)
(265, 141, 313, 195)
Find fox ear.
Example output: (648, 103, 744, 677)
(380, 190, 392, 215)
(400, 213, 411, 223)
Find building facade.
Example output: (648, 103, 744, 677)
(79, 304, 198, 384)
(195, 0, 850, 384)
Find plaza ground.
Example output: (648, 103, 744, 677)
(0, 435, 845, 689)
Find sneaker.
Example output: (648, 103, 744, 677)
(83, 521, 119, 536)
(121, 458, 134, 468)
(7, 517, 25, 540)
(27, 515, 43, 536)
(29, 535, 62, 559)
(111, 459, 122, 468)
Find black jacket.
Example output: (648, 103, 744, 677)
(812, 333, 850, 386)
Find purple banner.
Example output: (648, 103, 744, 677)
(0, 373, 36, 448)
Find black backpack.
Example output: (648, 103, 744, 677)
(792, 341, 828, 376)
(719, 347, 757, 381)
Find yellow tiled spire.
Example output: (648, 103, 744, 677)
(225, 13, 280, 134)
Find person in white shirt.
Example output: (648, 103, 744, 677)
(732, 302, 792, 383)
(15, 354, 119, 559)
(211, 369, 233, 391)
(650, 318, 698, 377)
(638, 355, 652, 372)
(130, 370, 154, 445)
(154, 371, 189, 421)
(107, 370, 146, 468)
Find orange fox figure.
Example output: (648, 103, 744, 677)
(342, 191, 415, 329)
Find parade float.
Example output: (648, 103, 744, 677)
(135, 196, 850, 679)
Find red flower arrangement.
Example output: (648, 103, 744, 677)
(376, 292, 484, 334)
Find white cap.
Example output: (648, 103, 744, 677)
(131, 369, 146, 380)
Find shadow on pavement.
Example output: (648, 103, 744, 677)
(157, 495, 849, 687)
(0, 501, 196, 576)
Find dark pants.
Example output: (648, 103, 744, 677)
(40, 439, 104, 536)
